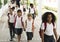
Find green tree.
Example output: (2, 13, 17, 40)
(4, 0, 7, 5)
(0, 0, 2, 8)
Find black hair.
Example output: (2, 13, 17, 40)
(30, 3, 33, 6)
(17, 9, 22, 13)
(42, 12, 56, 23)
(11, 7, 15, 10)
(23, 8, 26, 12)
(11, 0, 15, 4)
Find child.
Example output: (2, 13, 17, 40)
(40, 12, 58, 42)
(9, 0, 16, 8)
(16, 0, 21, 7)
(14, 9, 24, 42)
(25, 14, 34, 42)
(8, 8, 15, 41)
(29, 3, 36, 19)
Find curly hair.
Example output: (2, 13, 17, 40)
(42, 12, 56, 23)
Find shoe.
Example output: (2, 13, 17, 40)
(10, 39, 13, 41)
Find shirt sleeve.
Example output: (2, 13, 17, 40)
(41, 23, 45, 30)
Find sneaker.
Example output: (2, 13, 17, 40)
(10, 39, 13, 41)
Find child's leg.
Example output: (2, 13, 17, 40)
(12, 24, 15, 38)
(16, 28, 23, 42)
(17, 35, 21, 42)
(27, 40, 30, 42)
(26, 32, 33, 42)
(9, 23, 13, 41)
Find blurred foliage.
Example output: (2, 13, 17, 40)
(4, 0, 7, 5)
(0, 0, 2, 8)
(43, 6, 57, 12)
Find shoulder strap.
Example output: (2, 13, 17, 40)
(44, 22, 47, 32)
(52, 22, 55, 26)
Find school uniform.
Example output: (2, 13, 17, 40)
(26, 19, 33, 40)
(14, 5, 23, 14)
(41, 23, 56, 42)
(8, 13, 15, 39)
(29, 7, 35, 19)
(15, 16, 23, 35)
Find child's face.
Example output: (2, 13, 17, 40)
(47, 14, 52, 22)
(10, 9, 13, 14)
(28, 16, 32, 20)
(30, 5, 33, 8)
(17, 12, 22, 17)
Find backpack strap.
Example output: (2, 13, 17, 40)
(21, 17, 24, 27)
(44, 22, 47, 32)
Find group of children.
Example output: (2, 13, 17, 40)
(8, 0, 35, 42)
(7, 0, 58, 42)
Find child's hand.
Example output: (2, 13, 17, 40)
(24, 28, 26, 31)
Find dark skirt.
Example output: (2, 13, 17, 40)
(44, 34, 55, 42)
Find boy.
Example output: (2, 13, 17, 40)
(8, 8, 15, 41)
(15, 9, 24, 42)
(25, 14, 34, 42)
(29, 3, 36, 19)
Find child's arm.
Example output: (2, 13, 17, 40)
(25, 20, 27, 28)
(41, 23, 45, 42)
(53, 28, 58, 40)
(32, 20, 34, 33)
(24, 20, 27, 31)
(7, 13, 10, 28)
(22, 21, 24, 29)
(53, 23, 58, 40)
(41, 30, 44, 42)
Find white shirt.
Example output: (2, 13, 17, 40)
(26, 19, 33, 32)
(14, 5, 23, 15)
(29, 7, 35, 14)
(9, 14, 15, 23)
(41, 23, 56, 36)
(15, 16, 23, 28)
(9, 1, 16, 8)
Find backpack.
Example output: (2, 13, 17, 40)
(14, 16, 24, 27)
(39, 22, 55, 38)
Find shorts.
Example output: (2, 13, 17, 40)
(44, 34, 55, 42)
(32, 14, 36, 19)
(26, 32, 33, 40)
(15, 28, 23, 35)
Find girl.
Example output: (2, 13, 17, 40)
(40, 12, 58, 42)
(25, 14, 34, 42)
(14, 9, 24, 42)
